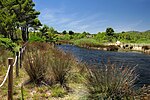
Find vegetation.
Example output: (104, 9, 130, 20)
(23, 42, 83, 86)
(0, 0, 41, 42)
(0, 42, 149, 99)
(0, 0, 150, 99)
(86, 61, 137, 99)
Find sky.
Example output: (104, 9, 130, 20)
(33, 0, 150, 34)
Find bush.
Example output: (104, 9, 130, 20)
(23, 42, 53, 84)
(0, 37, 18, 52)
(86, 61, 138, 99)
(73, 38, 101, 48)
(24, 42, 82, 86)
(47, 49, 76, 86)
(23, 50, 51, 84)
(29, 36, 45, 42)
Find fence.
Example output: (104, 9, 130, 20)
(0, 42, 27, 100)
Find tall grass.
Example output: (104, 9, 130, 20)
(73, 38, 102, 48)
(86, 61, 138, 99)
(47, 49, 75, 85)
(23, 42, 52, 84)
(23, 42, 83, 87)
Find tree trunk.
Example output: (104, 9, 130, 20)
(21, 27, 27, 41)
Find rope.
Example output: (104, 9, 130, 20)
(18, 51, 20, 57)
(0, 42, 27, 88)
(0, 65, 11, 87)
(13, 56, 18, 67)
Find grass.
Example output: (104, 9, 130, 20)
(73, 38, 102, 47)
(85, 60, 138, 99)
(73, 38, 119, 51)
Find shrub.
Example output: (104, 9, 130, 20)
(0, 37, 18, 52)
(23, 50, 51, 84)
(73, 38, 101, 48)
(86, 61, 138, 99)
(29, 36, 45, 42)
(24, 42, 82, 87)
(23, 42, 53, 84)
(47, 49, 76, 86)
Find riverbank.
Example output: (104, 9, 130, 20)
(56, 39, 150, 55)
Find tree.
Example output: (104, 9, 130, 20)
(62, 30, 67, 35)
(30, 18, 42, 33)
(69, 30, 74, 35)
(0, 0, 41, 41)
(40, 25, 57, 42)
(0, 0, 17, 40)
(106, 27, 114, 36)
(13, 0, 41, 41)
(39, 25, 49, 36)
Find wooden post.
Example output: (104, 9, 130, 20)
(16, 52, 19, 77)
(19, 48, 22, 68)
(8, 58, 13, 100)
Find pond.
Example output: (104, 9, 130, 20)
(57, 44, 150, 87)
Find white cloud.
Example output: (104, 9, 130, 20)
(39, 8, 108, 33)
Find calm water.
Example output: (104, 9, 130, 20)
(57, 44, 150, 87)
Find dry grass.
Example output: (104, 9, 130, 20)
(86, 60, 138, 99)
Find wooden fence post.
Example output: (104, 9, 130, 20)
(16, 52, 19, 77)
(19, 48, 22, 68)
(8, 58, 13, 100)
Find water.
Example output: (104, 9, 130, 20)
(57, 44, 150, 87)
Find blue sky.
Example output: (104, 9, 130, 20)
(33, 0, 150, 33)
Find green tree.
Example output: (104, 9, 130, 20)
(0, 0, 41, 41)
(62, 30, 67, 35)
(0, 0, 17, 40)
(106, 27, 114, 36)
(13, 0, 41, 41)
(39, 25, 49, 36)
(69, 30, 74, 35)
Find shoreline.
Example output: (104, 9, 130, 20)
(56, 42, 150, 55)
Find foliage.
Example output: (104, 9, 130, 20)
(39, 25, 58, 42)
(62, 30, 67, 35)
(69, 30, 74, 35)
(51, 85, 67, 97)
(57, 34, 72, 40)
(0, 0, 41, 41)
(24, 42, 81, 86)
(0, 37, 18, 52)
(0, 47, 13, 66)
(23, 42, 52, 84)
(73, 38, 101, 47)
(23, 50, 50, 84)
(106, 27, 114, 36)
(47, 49, 76, 85)
(29, 36, 45, 42)
(94, 32, 108, 43)
(86, 61, 137, 99)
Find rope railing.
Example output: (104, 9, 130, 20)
(0, 42, 28, 100)
(0, 54, 18, 88)
(0, 65, 11, 87)
(13, 56, 18, 67)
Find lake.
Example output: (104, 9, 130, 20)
(57, 44, 150, 87)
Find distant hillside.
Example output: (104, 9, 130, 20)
(126, 31, 140, 33)
(145, 30, 150, 32)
